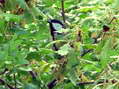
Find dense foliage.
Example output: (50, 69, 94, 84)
(0, 0, 119, 89)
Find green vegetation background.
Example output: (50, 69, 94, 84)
(0, 0, 119, 89)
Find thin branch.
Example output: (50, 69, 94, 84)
(0, 68, 9, 75)
(47, 79, 57, 89)
(80, 49, 93, 57)
(29, 71, 37, 79)
(61, 0, 66, 25)
(13, 74, 17, 89)
(77, 80, 117, 86)
(0, 78, 15, 89)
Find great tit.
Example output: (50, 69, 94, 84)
(48, 19, 66, 51)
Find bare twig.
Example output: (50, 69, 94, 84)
(77, 79, 117, 86)
(0, 68, 9, 75)
(47, 79, 57, 89)
(61, 0, 66, 24)
(0, 78, 15, 89)
(29, 71, 37, 79)
(13, 74, 17, 89)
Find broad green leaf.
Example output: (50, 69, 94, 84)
(67, 69, 79, 86)
(99, 38, 116, 68)
(23, 83, 38, 89)
(77, 6, 100, 13)
(57, 44, 71, 56)
(0, 13, 21, 22)
(18, 67, 32, 72)
(39, 48, 55, 54)
(0, 20, 5, 30)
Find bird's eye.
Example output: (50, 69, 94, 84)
(52, 23, 63, 31)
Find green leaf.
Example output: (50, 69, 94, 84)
(57, 44, 71, 56)
(23, 83, 38, 89)
(99, 38, 117, 68)
(0, 13, 21, 22)
(64, 82, 76, 89)
(67, 51, 80, 69)
(77, 6, 100, 13)
(18, 66, 32, 72)
(0, 20, 5, 30)
(67, 69, 79, 86)
(39, 48, 55, 54)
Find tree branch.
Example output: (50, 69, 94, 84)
(61, 0, 66, 25)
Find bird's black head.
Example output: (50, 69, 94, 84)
(48, 19, 64, 26)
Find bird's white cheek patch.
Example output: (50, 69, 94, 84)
(52, 23, 63, 31)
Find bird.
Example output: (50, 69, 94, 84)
(48, 19, 66, 51)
